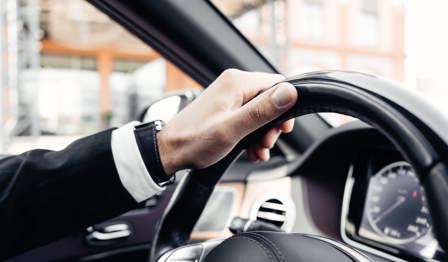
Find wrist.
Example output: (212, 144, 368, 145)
(157, 129, 182, 175)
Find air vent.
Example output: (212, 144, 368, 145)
(256, 198, 287, 228)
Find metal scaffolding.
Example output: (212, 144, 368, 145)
(0, 1, 3, 151)
(0, 0, 41, 151)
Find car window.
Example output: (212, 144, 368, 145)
(212, 0, 448, 127)
(0, 0, 200, 154)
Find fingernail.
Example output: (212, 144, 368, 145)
(271, 84, 294, 109)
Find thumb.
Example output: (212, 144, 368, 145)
(233, 82, 298, 136)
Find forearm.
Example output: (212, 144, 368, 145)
(0, 129, 138, 259)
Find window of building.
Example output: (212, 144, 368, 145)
(298, 0, 324, 40)
(362, 0, 379, 16)
(41, 54, 97, 71)
(356, 0, 380, 47)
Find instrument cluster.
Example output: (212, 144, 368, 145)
(342, 150, 446, 261)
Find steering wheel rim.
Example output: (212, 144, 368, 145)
(150, 71, 448, 261)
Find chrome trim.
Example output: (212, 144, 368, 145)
(249, 192, 296, 232)
(261, 201, 287, 211)
(86, 223, 131, 242)
(256, 211, 286, 222)
(306, 234, 373, 262)
(157, 239, 223, 262)
(243, 219, 254, 232)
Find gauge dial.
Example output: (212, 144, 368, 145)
(365, 162, 432, 244)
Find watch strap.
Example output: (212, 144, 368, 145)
(134, 121, 175, 187)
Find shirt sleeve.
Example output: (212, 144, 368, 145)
(111, 121, 165, 202)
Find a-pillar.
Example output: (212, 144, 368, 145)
(98, 51, 112, 128)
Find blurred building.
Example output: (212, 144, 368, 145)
(0, 0, 199, 152)
(215, 0, 404, 126)
(0, 0, 406, 152)
(216, 0, 405, 80)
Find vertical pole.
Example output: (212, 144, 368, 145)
(26, 0, 40, 137)
(393, 4, 405, 82)
(283, 0, 291, 73)
(98, 51, 112, 128)
(5, 0, 19, 148)
(270, 0, 279, 66)
(339, 1, 349, 70)
(0, 0, 4, 151)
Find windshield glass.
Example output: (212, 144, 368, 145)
(213, 0, 448, 126)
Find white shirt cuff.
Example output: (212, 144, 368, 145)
(111, 121, 165, 202)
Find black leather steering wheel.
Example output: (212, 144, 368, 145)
(150, 71, 448, 261)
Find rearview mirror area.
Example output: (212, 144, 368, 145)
(139, 89, 200, 124)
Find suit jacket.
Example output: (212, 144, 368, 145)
(0, 129, 139, 260)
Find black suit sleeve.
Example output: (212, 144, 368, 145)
(0, 129, 139, 259)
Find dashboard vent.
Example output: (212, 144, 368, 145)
(255, 198, 287, 228)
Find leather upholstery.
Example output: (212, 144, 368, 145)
(204, 232, 370, 262)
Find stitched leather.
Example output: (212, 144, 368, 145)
(204, 232, 360, 262)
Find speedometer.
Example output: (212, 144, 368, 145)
(365, 161, 432, 244)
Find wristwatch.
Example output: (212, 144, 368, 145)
(134, 120, 175, 187)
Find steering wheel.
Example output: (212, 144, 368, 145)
(150, 71, 448, 262)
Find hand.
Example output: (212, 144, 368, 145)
(157, 69, 298, 174)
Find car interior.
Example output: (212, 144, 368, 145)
(6, 1, 448, 262)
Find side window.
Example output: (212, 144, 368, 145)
(0, 0, 200, 154)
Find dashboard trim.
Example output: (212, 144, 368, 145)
(191, 183, 244, 240)
(307, 234, 374, 262)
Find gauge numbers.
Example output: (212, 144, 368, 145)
(365, 162, 432, 245)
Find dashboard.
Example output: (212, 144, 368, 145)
(341, 147, 445, 261)
(172, 121, 448, 262)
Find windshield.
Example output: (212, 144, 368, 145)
(213, 0, 448, 126)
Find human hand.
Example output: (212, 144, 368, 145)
(157, 69, 298, 174)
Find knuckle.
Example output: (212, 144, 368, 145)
(220, 68, 242, 82)
(222, 68, 241, 76)
(272, 74, 284, 82)
(217, 69, 246, 99)
(248, 105, 265, 124)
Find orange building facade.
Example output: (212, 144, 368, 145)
(39, 39, 199, 124)
(226, 0, 405, 81)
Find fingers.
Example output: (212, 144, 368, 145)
(278, 119, 295, 133)
(255, 147, 270, 161)
(238, 72, 285, 104)
(247, 127, 282, 162)
(247, 145, 270, 162)
(262, 128, 282, 149)
(217, 69, 285, 105)
(232, 82, 298, 138)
